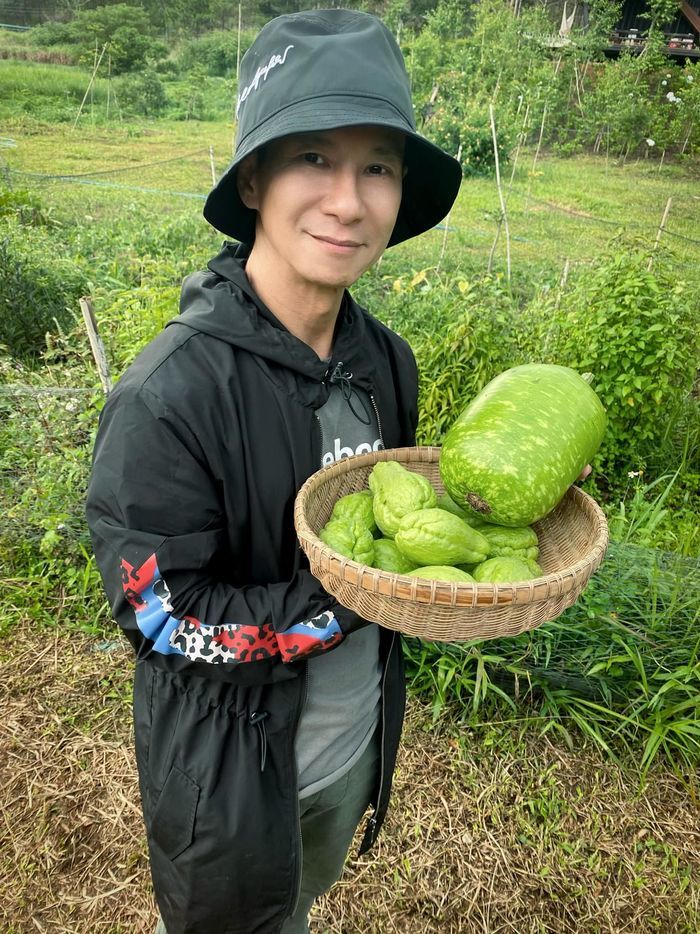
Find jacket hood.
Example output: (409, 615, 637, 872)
(169, 241, 373, 386)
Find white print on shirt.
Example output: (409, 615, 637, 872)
(236, 45, 295, 116)
(322, 437, 384, 467)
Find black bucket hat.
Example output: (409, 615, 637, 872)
(203, 8, 462, 247)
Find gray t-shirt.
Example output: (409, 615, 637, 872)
(296, 375, 384, 798)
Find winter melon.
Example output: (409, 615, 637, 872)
(439, 364, 605, 527)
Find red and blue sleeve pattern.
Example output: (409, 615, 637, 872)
(122, 553, 343, 665)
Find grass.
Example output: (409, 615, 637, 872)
(1, 619, 698, 932)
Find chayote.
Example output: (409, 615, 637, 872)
(319, 519, 375, 565)
(471, 556, 538, 583)
(479, 525, 540, 561)
(368, 461, 437, 538)
(407, 565, 475, 583)
(394, 508, 490, 567)
(372, 538, 418, 574)
(330, 490, 377, 535)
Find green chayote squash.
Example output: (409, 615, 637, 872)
(407, 565, 476, 583)
(437, 492, 488, 528)
(479, 525, 540, 561)
(319, 519, 375, 565)
(330, 490, 377, 535)
(368, 461, 437, 538)
(472, 556, 538, 583)
(394, 508, 490, 567)
(372, 538, 418, 574)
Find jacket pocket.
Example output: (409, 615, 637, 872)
(150, 764, 200, 861)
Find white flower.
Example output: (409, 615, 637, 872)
(646, 138, 655, 146)
(627, 470, 641, 478)
(686, 75, 694, 83)
(661, 79, 667, 86)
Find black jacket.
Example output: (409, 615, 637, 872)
(86, 243, 419, 934)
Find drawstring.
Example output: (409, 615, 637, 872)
(249, 710, 269, 772)
(326, 361, 371, 426)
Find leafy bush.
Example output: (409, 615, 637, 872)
(425, 95, 512, 177)
(519, 240, 700, 475)
(176, 29, 256, 77)
(370, 269, 519, 443)
(116, 70, 168, 116)
(0, 226, 88, 361)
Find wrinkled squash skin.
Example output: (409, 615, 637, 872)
(330, 490, 377, 535)
(319, 519, 375, 565)
(369, 461, 437, 538)
(372, 538, 419, 574)
(394, 508, 490, 567)
(472, 556, 538, 583)
(407, 565, 475, 583)
(479, 525, 539, 561)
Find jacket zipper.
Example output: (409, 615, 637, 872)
(365, 630, 395, 844)
(369, 391, 385, 449)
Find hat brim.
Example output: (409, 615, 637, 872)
(203, 97, 462, 247)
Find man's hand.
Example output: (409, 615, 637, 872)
(577, 464, 592, 482)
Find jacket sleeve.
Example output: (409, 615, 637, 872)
(86, 385, 364, 679)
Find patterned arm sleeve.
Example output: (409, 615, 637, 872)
(86, 387, 354, 675)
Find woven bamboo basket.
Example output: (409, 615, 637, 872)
(294, 446, 609, 642)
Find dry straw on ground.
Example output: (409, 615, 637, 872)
(1, 620, 698, 933)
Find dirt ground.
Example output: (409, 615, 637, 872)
(1, 620, 699, 933)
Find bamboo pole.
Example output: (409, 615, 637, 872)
(509, 102, 530, 188)
(489, 105, 511, 283)
(236, 2, 242, 80)
(73, 43, 107, 130)
(531, 102, 548, 175)
(647, 197, 672, 271)
(209, 145, 216, 185)
(436, 145, 461, 275)
(79, 297, 112, 395)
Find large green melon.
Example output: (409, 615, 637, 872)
(439, 364, 606, 527)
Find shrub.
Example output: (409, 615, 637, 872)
(176, 30, 256, 77)
(371, 269, 519, 443)
(519, 240, 700, 475)
(116, 70, 168, 116)
(0, 228, 88, 361)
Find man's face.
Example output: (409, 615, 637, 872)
(238, 125, 405, 294)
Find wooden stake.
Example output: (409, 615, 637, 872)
(436, 145, 461, 274)
(73, 43, 107, 130)
(209, 145, 216, 185)
(647, 197, 672, 271)
(509, 102, 530, 188)
(531, 102, 548, 176)
(489, 104, 511, 283)
(236, 2, 242, 81)
(106, 54, 111, 120)
(79, 297, 112, 396)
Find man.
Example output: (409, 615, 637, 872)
(86, 9, 461, 934)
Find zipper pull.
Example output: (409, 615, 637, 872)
(249, 710, 269, 772)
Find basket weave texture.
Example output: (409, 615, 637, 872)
(294, 447, 609, 642)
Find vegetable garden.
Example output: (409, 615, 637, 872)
(1, 1, 699, 930)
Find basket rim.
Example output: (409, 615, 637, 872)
(294, 445, 609, 608)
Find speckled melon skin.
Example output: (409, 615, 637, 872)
(439, 364, 606, 527)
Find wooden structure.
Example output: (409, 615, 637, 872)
(607, 1, 700, 60)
